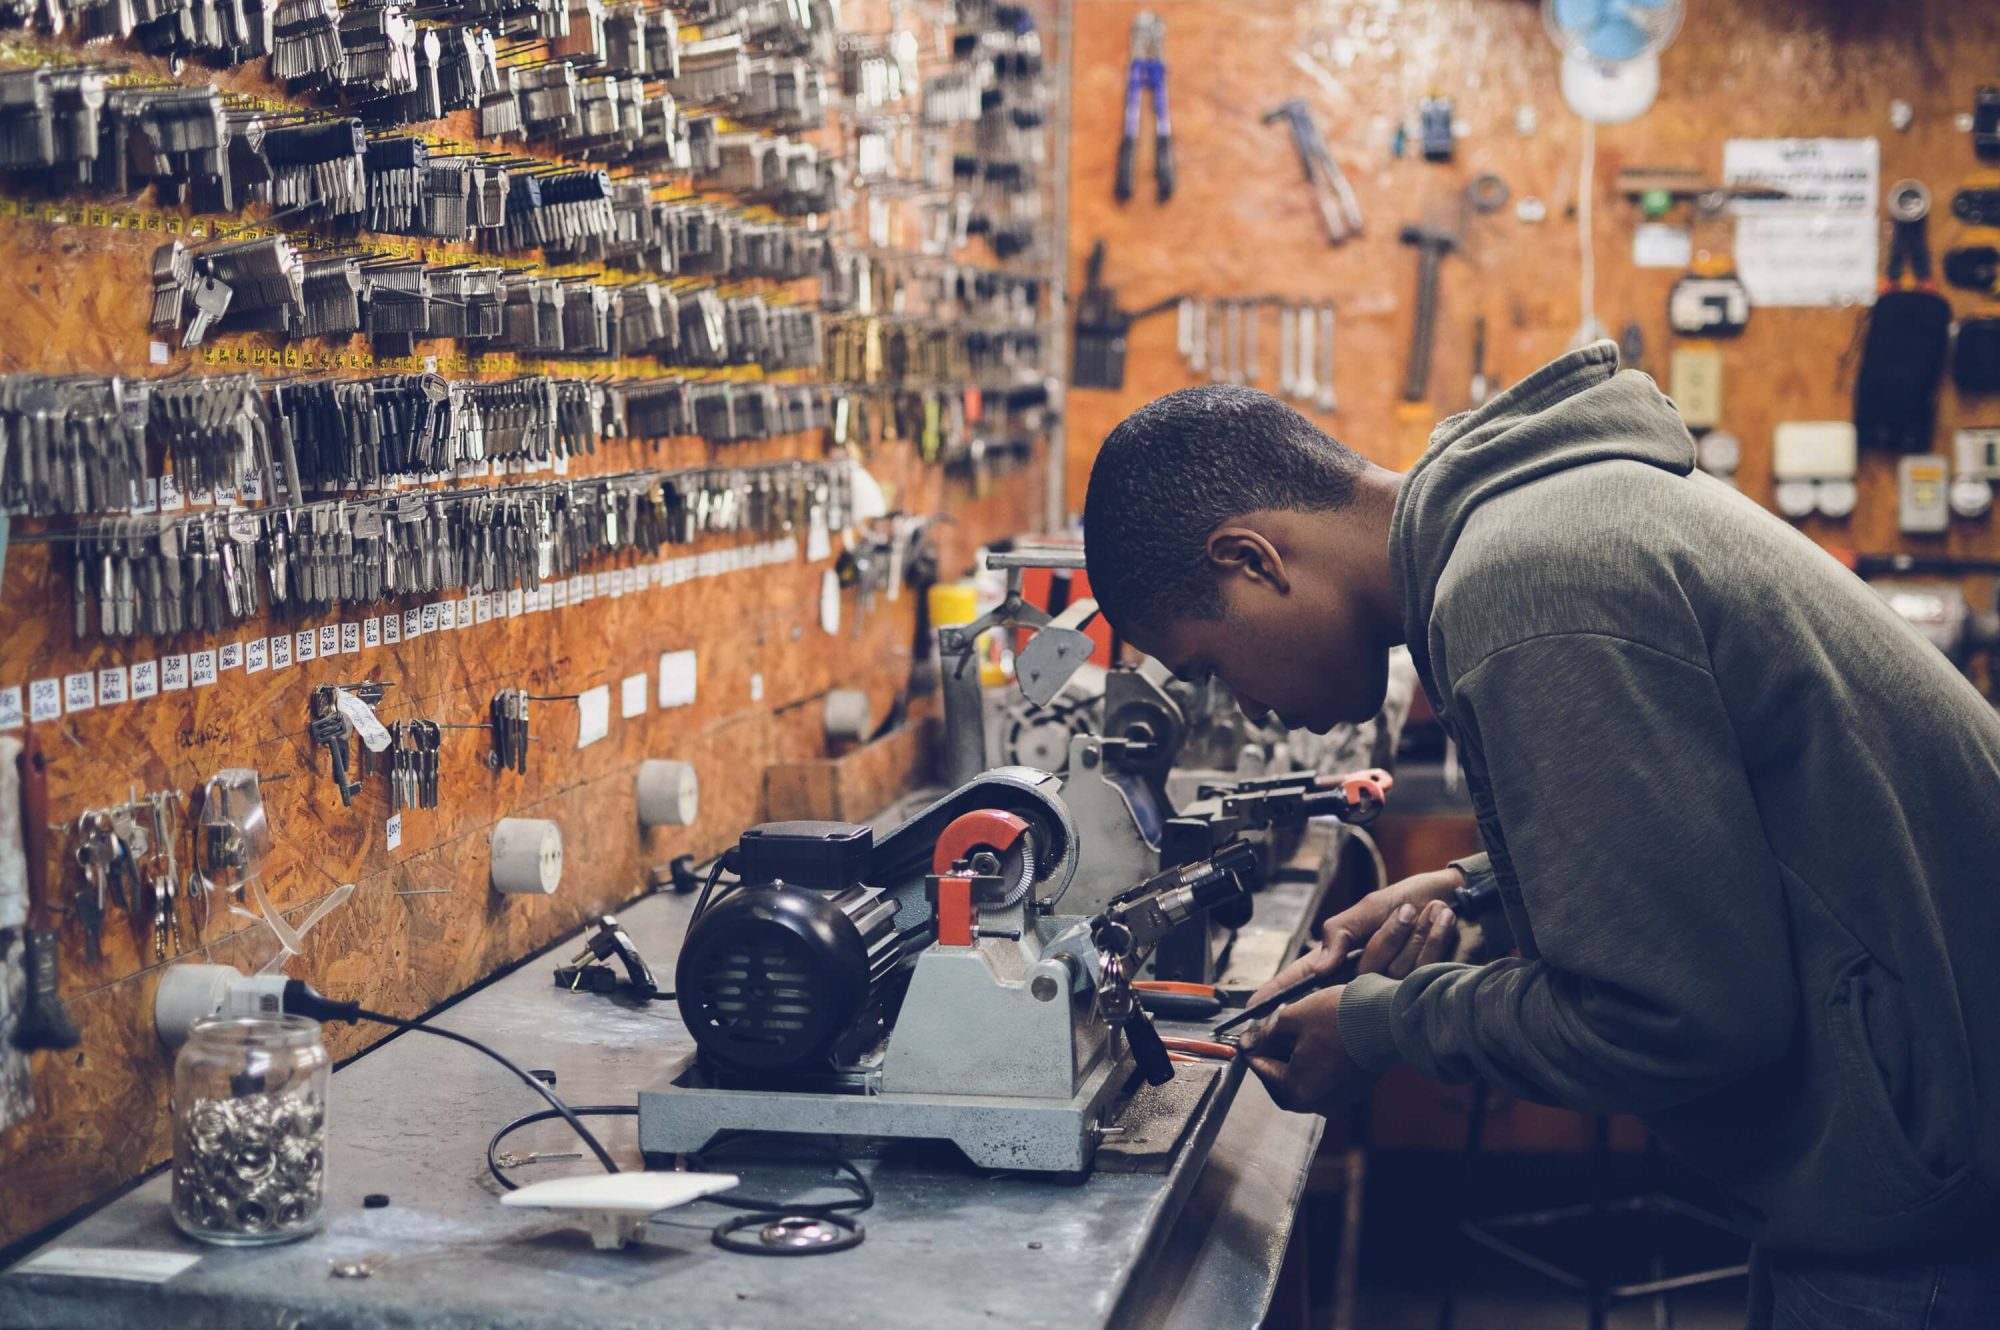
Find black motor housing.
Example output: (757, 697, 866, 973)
(677, 823, 912, 1078)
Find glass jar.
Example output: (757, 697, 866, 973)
(171, 1015, 329, 1246)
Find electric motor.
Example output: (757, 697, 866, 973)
(676, 822, 913, 1077)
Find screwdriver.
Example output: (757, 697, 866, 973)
(1211, 946, 1364, 1039)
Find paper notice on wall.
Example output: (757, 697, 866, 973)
(1723, 137, 1878, 308)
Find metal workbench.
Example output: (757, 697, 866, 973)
(1, 826, 1336, 1330)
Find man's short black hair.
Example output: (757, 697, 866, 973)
(1083, 385, 1365, 639)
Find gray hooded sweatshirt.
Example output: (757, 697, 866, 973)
(1338, 342, 2000, 1255)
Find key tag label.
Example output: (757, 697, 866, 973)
(364, 618, 382, 649)
(245, 640, 268, 674)
(0, 685, 23, 729)
(131, 662, 158, 699)
(386, 814, 402, 850)
(219, 643, 243, 672)
(29, 679, 60, 722)
(383, 614, 402, 646)
(161, 656, 189, 691)
(98, 667, 128, 706)
(333, 689, 392, 754)
(190, 652, 217, 688)
(65, 672, 96, 712)
(270, 636, 292, 671)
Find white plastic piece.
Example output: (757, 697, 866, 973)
(1816, 479, 1859, 520)
(333, 689, 391, 753)
(822, 690, 873, 744)
(491, 818, 563, 895)
(1560, 50, 1661, 125)
(1773, 422, 1858, 480)
(1696, 431, 1741, 477)
(1955, 428, 2000, 481)
(1773, 479, 1819, 520)
(1950, 476, 1993, 520)
(819, 568, 842, 635)
(658, 650, 698, 709)
(500, 1172, 741, 1251)
(636, 760, 700, 829)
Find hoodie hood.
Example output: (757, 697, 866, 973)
(1389, 341, 1696, 695)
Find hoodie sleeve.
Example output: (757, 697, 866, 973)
(1337, 631, 1795, 1116)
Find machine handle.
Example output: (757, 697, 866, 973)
(1123, 1009, 1175, 1086)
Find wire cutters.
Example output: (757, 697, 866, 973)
(1116, 12, 1173, 203)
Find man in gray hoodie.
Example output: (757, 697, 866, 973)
(1082, 343, 2000, 1326)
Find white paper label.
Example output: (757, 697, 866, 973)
(218, 642, 242, 672)
(161, 656, 189, 691)
(577, 685, 611, 748)
(319, 625, 339, 657)
(1633, 223, 1692, 269)
(659, 650, 697, 709)
(620, 674, 647, 719)
(269, 636, 291, 671)
(508, 588, 525, 617)
(455, 600, 472, 630)
(750, 673, 765, 703)
(10, 1246, 201, 1284)
(245, 639, 268, 674)
(131, 661, 158, 699)
(552, 580, 569, 610)
(386, 813, 402, 850)
(296, 629, 317, 663)
(97, 667, 128, 706)
(0, 686, 23, 729)
(335, 689, 392, 753)
(341, 623, 360, 654)
(190, 651, 217, 687)
(1724, 137, 1879, 307)
(421, 604, 440, 634)
(475, 595, 492, 624)
(28, 679, 61, 722)
(157, 473, 184, 512)
(384, 613, 402, 645)
(64, 672, 95, 712)
(364, 618, 382, 649)
(403, 608, 421, 639)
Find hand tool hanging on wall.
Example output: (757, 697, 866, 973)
(1399, 221, 1458, 402)
(12, 731, 80, 1052)
(1114, 11, 1172, 203)
(1072, 240, 1182, 391)
(1855, 179, 1951, 454)
(1263, 99, 1364, 244)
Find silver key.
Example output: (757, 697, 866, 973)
(183, 276, 233, 348)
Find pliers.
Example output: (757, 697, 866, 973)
(1115, 12, 1173, 203)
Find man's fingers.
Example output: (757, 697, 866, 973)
(1415, 907, 1457, 968)
(1387, 902, 1440, 978)
(1249, 928, 1353, 1007)
(1358, 903, 1418, 974)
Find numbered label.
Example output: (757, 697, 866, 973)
(132, 661, 159, 698)
(0, 686, 23, 729)
(364, 618, 382, 649)
(270, 635, 292, 671)
(190, 651, 218, 687)
(296, 629, 317, 663)
(386, 813, 402, 850)
(219, 642, 242, 671)
(455, 600, 472, 629)
(29, 679, 61, 722)
(64, 672, 95, 712)
(97, 667, 128, 706)
(162, 655, 189, 691)
(319, 625, 339, 657)
(384, 613, 403, 645)
(246, 639, 268, 674)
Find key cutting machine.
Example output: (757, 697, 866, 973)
(638, 769, 1262, 1172)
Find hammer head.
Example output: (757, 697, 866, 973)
(1399, 224, 1458, 253)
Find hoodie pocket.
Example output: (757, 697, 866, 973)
(1826, 958, 1964, 1210)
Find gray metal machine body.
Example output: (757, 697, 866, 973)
(638, 769, 1132, 1173)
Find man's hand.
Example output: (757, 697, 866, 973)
(1242, 897, 1458, 1116)
(1248, 876, 1463, 1009)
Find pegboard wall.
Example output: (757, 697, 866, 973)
(0, 0, 1062, 1249)
(1065, 0, 2000, 643)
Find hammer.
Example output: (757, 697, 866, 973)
(1399, 223, 1459, 402)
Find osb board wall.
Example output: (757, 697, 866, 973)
(0, 10, 1052, 1250)
(1064, 0, 2000, 600)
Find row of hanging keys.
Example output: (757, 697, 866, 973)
(377, 719, 440, 811)
(66, 790, 186, 961)
(63, 458, 854, 638)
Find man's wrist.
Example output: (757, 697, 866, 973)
(1337, 973, 1404, 1074)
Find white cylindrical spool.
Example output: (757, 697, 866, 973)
(491, 818, 563, 895)
(636, 759, 700, 829)
(823, 689, 873, 744)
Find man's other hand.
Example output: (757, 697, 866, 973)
(1243, 899, 1458, 1116)
(1249, 883, 1462, 1009)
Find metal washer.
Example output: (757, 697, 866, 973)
(713, 1213, 865, 1256)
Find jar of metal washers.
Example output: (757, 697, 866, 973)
(171, 1014, 329, 1245)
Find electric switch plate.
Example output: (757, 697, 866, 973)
(1954, 427, 2000, 480)
(1898, 456, 1950, 533)
(1670, 349, 1723, 430)
(1773, 421, 1858, 480)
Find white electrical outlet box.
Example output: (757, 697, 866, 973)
(1773, 422, 1858, 480)
(1898, 456, 1950, 534)
(1954, 428, 2000, 480)
(1670, 350, 1723, 430)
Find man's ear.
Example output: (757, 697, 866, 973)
(1206, 527, 1291, 594)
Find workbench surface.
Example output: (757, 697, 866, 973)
(1, 829, 1333, 1330)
